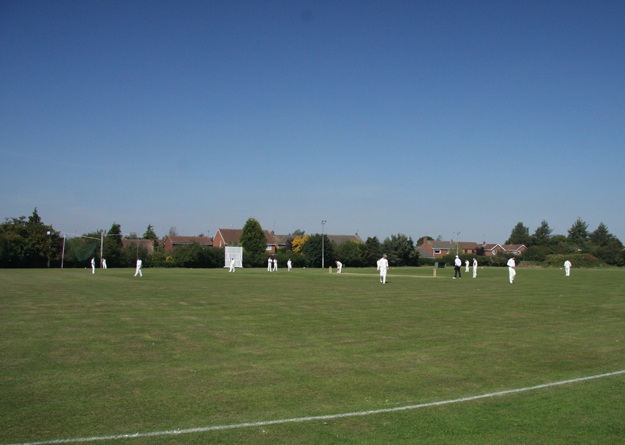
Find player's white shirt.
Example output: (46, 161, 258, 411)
(378, 258, 388, 271)
(507, 258, 515, 268)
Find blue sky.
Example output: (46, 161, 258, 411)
(1, 0, 624, 244)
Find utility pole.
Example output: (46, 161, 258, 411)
(321, 220, 327, 268)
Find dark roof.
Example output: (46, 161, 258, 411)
(428, 240, 454, 249)
(216, 229, 277, 246)
(327, 234, 364, 244)
(167, 236, 213, 246)
(415, 246, 434, 259)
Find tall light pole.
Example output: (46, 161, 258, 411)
(454, 231, 461, 256)
(321, 220, 327, 269)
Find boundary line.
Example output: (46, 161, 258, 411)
(7, 370, 624, 445)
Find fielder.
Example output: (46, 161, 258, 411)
(472, 257, 478, 278)
(564, 259, 572, 277)
(507, 257, 516, 284)
(229, 258, 236, 272)
(378, 254, 389, 284)
(134, 258, 143, 277)
(102, 259, 107, 269)
(91, 257, 95, 274)
(287, 259, 292, 272)
(273, 258, 278, 272)
(268, 257, 272, 272)
(465, 260, 470, 273)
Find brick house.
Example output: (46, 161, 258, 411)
(420, 238, 455, 258)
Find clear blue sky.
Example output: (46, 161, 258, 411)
(2, 1, 624, 244)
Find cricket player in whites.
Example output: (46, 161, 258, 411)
(229, 258, 236, 272)
(472, 257, 478, 278)
(564, 259, 572, 277)
(507, 257, 516, 284)
(134, 258, 143, 277)
(378, 254, 389, 284)
(335, 260, 342, 273)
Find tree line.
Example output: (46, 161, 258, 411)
(0, 213, 419, 269)
(505, 218, 624, 266)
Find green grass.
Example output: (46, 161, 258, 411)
(1, 266, 624, 444)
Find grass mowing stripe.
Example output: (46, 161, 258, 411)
(6, 369, 624, 445)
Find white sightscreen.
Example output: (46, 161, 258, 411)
(224, 247, 243, 268)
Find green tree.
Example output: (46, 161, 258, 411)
(102, 223, 123, 267)
(506, 222, 531, 245)
(302, 234, 336, 268)
(383, 233, 418, 266)
(143, 225, 159, 241)
(567, 217, 589, 247)
(0, 208, 60, 268)
(240, 218, 267, 267)
(531, 220, 553, 246)
(364, 236, 382, 267)
(336, 241, 366, 268)
(589, 222, 618, 247)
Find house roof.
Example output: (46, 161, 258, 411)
(167, 236, 213, 246)
(458, 241, 480, 249)
(415, 246, 434, 259)
(216, 229, 243, 245)
(327, 234, 364, 244)
(122, 238, 155, 253)
(216, 229, 277, 246)
(483, 243, 501, 251)
(427, 240, 454, 250)
(500, 244, 526, 252)
(273, 234, 292, 246)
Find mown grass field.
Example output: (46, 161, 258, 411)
(1, 265, 624, 444)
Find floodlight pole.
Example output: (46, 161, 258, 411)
(455, 231, 461, 256)
(321, 220, 326, 269)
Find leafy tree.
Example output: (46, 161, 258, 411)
(239, 218, 267, 267)
(532, 220, 553, 246)
(292, 235, 311, 253)
(589, 222, 619, 247)
(168, 226, 178, 237)
(383, 233, 418, 267)
(102, 223, 123, 267)
(336, 241, 366, 268)
(142, 225, 159, 241)
(291, 229, 306, 236)
(302, 234, 336, 268)
(506, 222, 531, 245)
(567, 217, 589, 247)
(0, 208, 60, 268)
(364, 236, 382, 267)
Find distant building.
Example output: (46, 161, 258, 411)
(163, 236, 213, 251)
(212, 228, 278, 253)
(122, 238, 155, 254)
